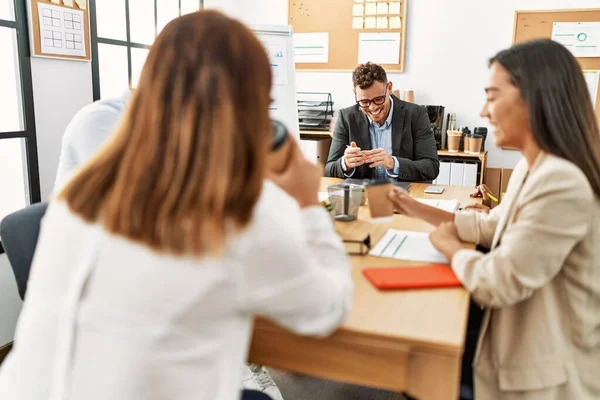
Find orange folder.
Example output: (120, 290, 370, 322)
(363, 264, 462, 290)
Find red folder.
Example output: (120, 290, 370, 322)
(363, 264, 462, 290)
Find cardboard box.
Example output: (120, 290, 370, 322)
(484, 167, 513, 207)
(501, 168, 513, 195)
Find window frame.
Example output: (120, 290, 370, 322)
(89, 0, 204, 101)
(0, 0, 42, 254)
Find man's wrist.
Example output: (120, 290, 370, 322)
(341, 157, 348, 172)
(386, 156, 394, 170)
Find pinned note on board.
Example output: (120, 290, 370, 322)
(352, 4, 364, 16)
(62, 0, 74, 6)
(389, 2, 401, 15)
(365, 3, 376, 15)
(75, 0, 87, 10)
(377, 2, 388, 15)
(50, 0, 60, 3)
(390, 16, 401, 29)
(365, 16, 377, 29)
(377, 17, 388, 29)
(352, 17, 364, 29)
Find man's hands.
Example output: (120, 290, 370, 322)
(343, 142, 394, 172)
(343, 142, 365, 171)
(363, 148, 395, 170)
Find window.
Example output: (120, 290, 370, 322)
(0, 0, 41, 253)
(90, 0, 203, 100)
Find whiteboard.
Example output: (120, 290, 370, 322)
(253, 25, 300, 141)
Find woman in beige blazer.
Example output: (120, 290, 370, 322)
(389, 39, 600, 399)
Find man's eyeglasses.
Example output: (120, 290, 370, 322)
(355, 87, 388, 109)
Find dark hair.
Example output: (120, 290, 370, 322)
(60, 10, 272, 256)
(352, 62, 387, 89)
(490, 39, 600, 197)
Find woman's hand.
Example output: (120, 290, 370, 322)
(470, 184, 493, 208)
(268, 137, 322, 208)
(429, 222, 470, 261)
(387, 186, 420, 217)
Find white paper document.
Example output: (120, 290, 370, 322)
(370, 229, 448, 263)
(583, 70, 599, 110)
(358, 32, 401, 64)
(416, 199, 460, 213)
(294, 32, 329, 63)
(263, 37, 288, 85)
(551, 22, 600, 58)
(38, 2, 86, 57)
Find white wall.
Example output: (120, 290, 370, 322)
(30, 58, 93, 200)
(0, 254, 22, 346)
(0, 59, 91, 346)
(221, 0, 599, 168)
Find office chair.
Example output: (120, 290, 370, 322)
(0, 202, 48, 300)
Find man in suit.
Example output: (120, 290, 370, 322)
(326, 62, 439, 181)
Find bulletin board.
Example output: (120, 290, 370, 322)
(28, 0, 91, 61)
(289, 0, 408, 72)
(513, 8, 600, 122)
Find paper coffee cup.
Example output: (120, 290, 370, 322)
(447, 134, 461, 153)
(365, 181, 394, 223)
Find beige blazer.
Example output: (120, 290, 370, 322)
(453, 153, 600, 400)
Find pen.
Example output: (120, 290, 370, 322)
(346, 144, 366, 157)
(478, 185, 498, 203)
(486, 193, 499, 203)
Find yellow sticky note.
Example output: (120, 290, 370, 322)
(365, 16, 376, 29)
(377, 17, 388, 29)
(352, 17, 364, 29)
(50, 0, 60, 3)
(62, 0, 74, 6)
(365, 3, 376, 15)
(389, 16, 401, 29)
(75, 0, 87, 10)
(377, 2, 388, 15)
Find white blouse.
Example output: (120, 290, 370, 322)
(0, 181, 353, 400)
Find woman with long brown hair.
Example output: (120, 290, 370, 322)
(389, 39, 600, 399)
(0, 11, 353, 400)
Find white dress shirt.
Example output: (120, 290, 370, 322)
(0, 180, 353, 400)
(54, 91, 130, 193)
(341, 97, 400, 179)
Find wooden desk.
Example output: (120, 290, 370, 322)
(299, 130, 333, 140)
(249, 178, 479, 400)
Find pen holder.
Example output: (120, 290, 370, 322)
(328, 184, 363, 222)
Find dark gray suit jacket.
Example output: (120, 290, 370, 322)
(325, 95, 439, 181)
